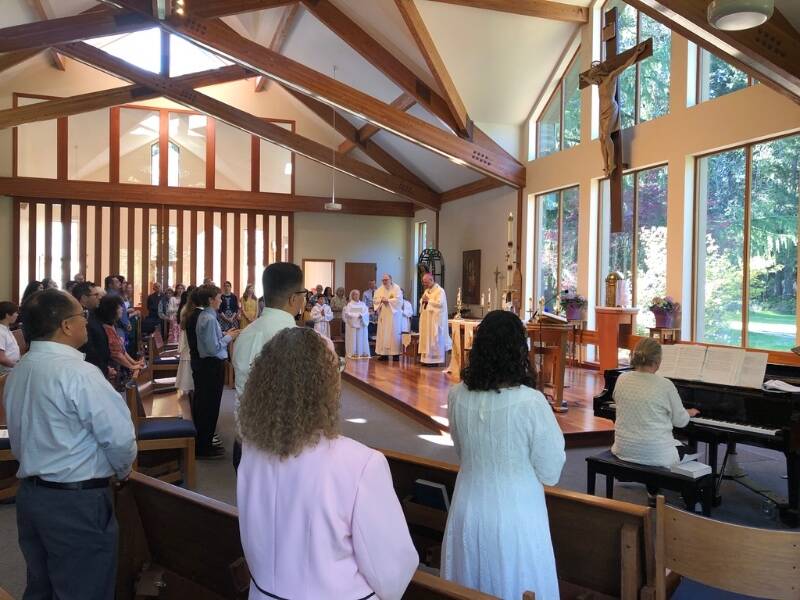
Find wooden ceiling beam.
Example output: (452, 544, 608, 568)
(339, 93, 416, 154)
(255, 2, 301, 93)
(103, 1, 525, 186)
(0, 64, 254, 130)
(441, 176, 505, 203)
(57, 41, 440, 209)
(0, 177, 415, 216)
(0, 9, 151, 53)
(394, 0, 469, 136)
(625, 0, 800, 103)
(424, 0, 588, 23)
(286, 88, 432, 192)
(191, 0, 296, 19)
(27, 0, 66, 71)
(0, 49, 41, 74)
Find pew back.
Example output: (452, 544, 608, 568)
(380, 448, 654, 600)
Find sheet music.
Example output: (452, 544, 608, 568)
(763, 379, 800, 392)
(656, 345, 679, 378)
(0, 429, 8, 439)
(674, 345, 707, 381)
(700, 347, 746, 385)
(737, 352, 769, 389)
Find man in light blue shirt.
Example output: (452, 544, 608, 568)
(4, 289, 137, 600)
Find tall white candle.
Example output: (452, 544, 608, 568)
(481, 293, 485, 306)
(507, 212, 513, 244)
(487, 288, 491, 309)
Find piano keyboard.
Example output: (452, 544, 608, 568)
(690, 417, 780, 437)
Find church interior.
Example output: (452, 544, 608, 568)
(1, 0, 800, 598)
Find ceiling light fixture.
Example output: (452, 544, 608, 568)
(708, 0, 774, 31)
(324, 65, 343, 212)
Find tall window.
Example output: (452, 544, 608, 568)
(698, 48, 754, 102)
(536, 186, 579, 311)
(534, 50, 581, 159)
(695, 134, 799, 351)
(599, 165, 668, 332)
(150, 141, 180, 186)
(604, 1, 671, 129)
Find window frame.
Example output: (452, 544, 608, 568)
(691, 132, 799, 349)
(695, 46, 755, 103)
(535, 48, 581, 159)
(534, 185, 580, 306)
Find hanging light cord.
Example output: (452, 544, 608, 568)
(331, 65, 337, 204)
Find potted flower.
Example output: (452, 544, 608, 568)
(649, 296, 680, 328)
(559, 289, 587, 321)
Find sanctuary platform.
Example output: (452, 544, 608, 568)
(342, 359, 615, 449)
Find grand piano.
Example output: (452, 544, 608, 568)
(594, 364, 800, 527)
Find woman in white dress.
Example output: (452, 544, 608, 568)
(442, 310, 565, 600)
(175, 288, 196, 396)
(310, 295, 333, 338)
(343, 290, 370, 358)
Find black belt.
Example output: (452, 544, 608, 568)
(251, 577, 374, 600)
(27, 476, 110, 490)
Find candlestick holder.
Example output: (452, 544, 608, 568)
(454, 287, 463, 320)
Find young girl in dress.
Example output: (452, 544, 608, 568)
(166, 287, 181, 344)
(240, 284, 258, 329)
(343, 289, 370, 358)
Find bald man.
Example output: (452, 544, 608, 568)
(373, 274, 403, 361)
(418, 273, 451, 366)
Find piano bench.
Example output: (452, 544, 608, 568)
(586, 450, 714, 517)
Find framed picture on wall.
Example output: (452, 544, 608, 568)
(462, 250, 481, 304)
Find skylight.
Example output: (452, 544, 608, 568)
(85, 28, 233, 77)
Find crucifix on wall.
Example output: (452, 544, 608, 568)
(579, 7, 652, 233)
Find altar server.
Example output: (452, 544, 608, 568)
(418, 273, 452, 366)
(343, 290, 370, 358)
(310, 295, 333, 339)
(373, 274, 403, 361)
(400, 291, 414, 333)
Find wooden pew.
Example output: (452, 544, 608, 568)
(381, 448, 654, 600)
(147, 330, 179, 378)
(115, 472, 506, 599)
(0, 373, 20, 502)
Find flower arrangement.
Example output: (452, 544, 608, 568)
(648, 296, 680, 314)
(559, 289, 587, 310)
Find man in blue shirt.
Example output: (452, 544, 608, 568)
(186, 285, 240, 458)
(4, 289, 137, 600)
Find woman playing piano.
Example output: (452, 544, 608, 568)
(612, 338, 700, 467)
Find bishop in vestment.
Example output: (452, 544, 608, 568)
(418, 273, 452, 366)
(373, 274, 403, 361)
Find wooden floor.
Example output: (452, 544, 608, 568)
(342, 358, 615, 448)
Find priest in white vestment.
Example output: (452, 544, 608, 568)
(418, 273, 452, 366)
(343, 290, 370, 358)
(373, 274, 403, 361)
(310, 295, 333, 338)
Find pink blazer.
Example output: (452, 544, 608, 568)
(237, 436, 418, 600)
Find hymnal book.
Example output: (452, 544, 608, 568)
(413, 479, 450, 511)
(701, 347, 746, 385)
(538, 312, 568, 324)
(657, 345, 768, 388)
(670, 461, 712, 478)
(737, 351, 769, 389)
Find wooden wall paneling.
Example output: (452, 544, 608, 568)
(62, 201, 71, 285)
(110, 205, 120, 277)
(44, 203, 52, 279)
(190, 210, 197, 285)
(159, 110, 169, 187)
(220, 211, 228, 286)
(12, 199, 19, 302)
(27, 201, 36, 284)
(247, 211, 255, 286)
(251, 135, 260, 192)
(233, 212, 241, 293)
(110, 107, 120, 183)
(262, 213, 270, 270)
(127, 205, 135, 284)
(275, 214, 282, 266)
(57, 117, 67, 181)
(11, 94, 17, 178)
(287, 212, 293, 263)
(516, 188, 523, 265)
(79, 203, 87, 278)
(142, 206, 150, 302)
(156, 206, 165, 287)
(94, 205, 103, 284)
(204, 210, 213, 282)
(206, 117, 216, 190)
(176, 208, 184, 286)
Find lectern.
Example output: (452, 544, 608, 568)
(595, 307, 638, 372)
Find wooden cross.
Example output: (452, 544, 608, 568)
(579, 7, 652, 233)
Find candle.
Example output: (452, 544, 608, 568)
(481, 293, 485, 306)
(528, 297, 533, 313)
(487, 288, 491, 309)
(507, 212, 513, 244)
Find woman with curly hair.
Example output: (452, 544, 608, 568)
(441, 310, 565, 600)
(236, 327, 418, 600)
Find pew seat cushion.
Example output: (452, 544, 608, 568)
(153, 355, 179, 365)
(0, 436, 9, 451)
(138, 417, 196, 441)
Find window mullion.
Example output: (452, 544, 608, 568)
(631, 172, 639, 308)
(635, 10, 642, 125)
(742, 144, 753, 348)
(557, 191, 564, 294)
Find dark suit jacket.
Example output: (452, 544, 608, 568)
(80, 311, 110, 376)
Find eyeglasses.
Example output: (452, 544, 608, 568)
(292, 289, 309, 296)
(64, 309, 89, 322)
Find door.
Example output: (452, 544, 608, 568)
(345, 262, 377, 297)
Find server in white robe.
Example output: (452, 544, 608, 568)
(310, 296, 333, 339)
(400, 294, 414, 333)
(373, 274, 403, 361)
(418, 273, 452, 366)
(343, 290, 370, 358)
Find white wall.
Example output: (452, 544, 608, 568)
(294, 212, 413, 294)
